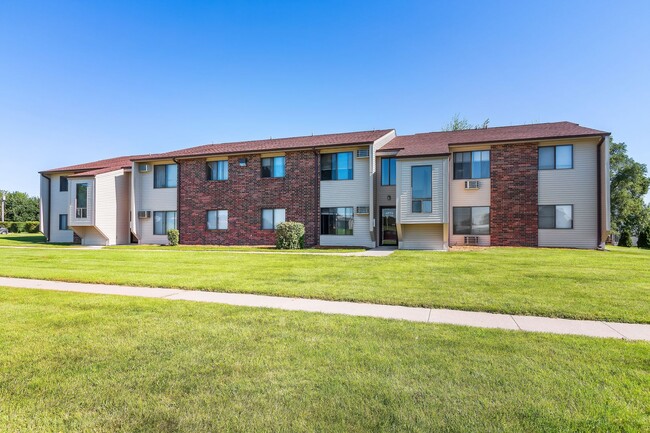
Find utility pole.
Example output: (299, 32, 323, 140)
(1, 192, 5, 222)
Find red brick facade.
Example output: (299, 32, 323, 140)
(178, 151, 320, 246)
(490, 142, 538, 247)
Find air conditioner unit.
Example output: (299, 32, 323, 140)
(139, 163, 151, 173)
(464, 236, 479, 246)
(355, 206, 370, 214)
(356, 148, 369, 158)
(464, 180, 480, 190)
(138, 210, 151, 219)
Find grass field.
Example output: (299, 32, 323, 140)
(0, 233, 73, 247)
(0, 241, 648, 323)
(0, 288, 647, 432)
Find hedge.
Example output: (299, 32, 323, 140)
(276, 221, 305, 249)
(0, 221, 40, 233)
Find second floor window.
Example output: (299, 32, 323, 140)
(411, 165, 432, 213)
(321, 152, 353, 180)
(261, 156, 285, 178)
(381, 157, 396, 186)
(454, 150, 490, 179)
(154, 164, 178, 188)
(207, 160, 228, 181)
(539, 145, 573, 170)
(60, 176, 68, 192)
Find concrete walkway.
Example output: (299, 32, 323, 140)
(1, 276, 648, 341)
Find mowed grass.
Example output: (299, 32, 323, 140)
(0, 288, 647, 432)
(106, 244, 365, 253)
(0, 245, 648, 323)
(0, 233, 73, 247)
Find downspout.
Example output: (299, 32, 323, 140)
(313, 149, 320, 247)
(41, 174, 51, 241)
(596, 135, 604, 250)
(173, 157, 181, 244)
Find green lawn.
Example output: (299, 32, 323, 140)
(106, 244, 365, 253)
(0, 245, 648, 323)
(0, 288, 647, 432)
(0, 233, 73, 247)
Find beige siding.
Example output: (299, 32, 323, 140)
(449, 179, 491, 247)
(133, 161, 178, 244)
(116, 172, 131, 245)
(538, 140, 599, 248)
(396, 157, 449, 224)
(400, 224, 444, 250)
(44, 174, 75, 243)
(320, 147, 374, 248)
(90, 169, 131, 246)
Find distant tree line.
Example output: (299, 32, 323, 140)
(1, 190, 40, 222)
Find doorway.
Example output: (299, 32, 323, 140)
(380, 207, 397, 246)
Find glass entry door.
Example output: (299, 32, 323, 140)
(381, 207, 397, 246)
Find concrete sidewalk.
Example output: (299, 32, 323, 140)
(1, 276, 648, 341)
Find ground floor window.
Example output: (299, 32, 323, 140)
(59, 214, 69, 231)
(207, 210, 228, 230)
(321, 207, 353, 235)
(262, 208, 285, 229)
(453, 206, 490, 235)
(539, 205, 573, 229)
(154, 211, 177, 235)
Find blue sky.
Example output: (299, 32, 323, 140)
(1, 1, 649, 197)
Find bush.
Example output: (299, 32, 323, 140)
(167, 229, 179, 246)
(24, 221, 40, 233)
(638, 227, 650, 249)
(618, 231, 633, 247)
(275, 221, 305, 249)
(0, 221, 39, 233)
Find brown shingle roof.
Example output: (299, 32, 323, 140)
(377, 122, 609, 157)
(132, 129, 395, 161)
(41, 155, 142, 177)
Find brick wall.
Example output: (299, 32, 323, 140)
(178, 151, 320, 246)
(490, 142, 538, 246)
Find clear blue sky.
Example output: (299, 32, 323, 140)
(1, 0, 649, 197)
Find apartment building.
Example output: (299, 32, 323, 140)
(40, 121, 610, 250)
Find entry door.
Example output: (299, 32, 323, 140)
(381, 208, 397, 246)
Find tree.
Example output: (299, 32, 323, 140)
(442, 114, 490, 131)
(609, 141, 650, 236)
(638, 226, 650, 249)
(1, 191, 40, 222)
(618, 230, 633, 247)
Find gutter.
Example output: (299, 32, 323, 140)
(312, 148, 319, 247)
(596, 135, 605, 249)
(172, 157, 181, 244)
(41, 173, 51, 241)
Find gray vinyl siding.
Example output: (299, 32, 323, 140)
(396, 157, 449, 224)
(133, 162, 178, 244)
(44, 174, 74, 243)
(320, 148, 374, 248)
(538, 140, 599, 248)
(400, 224, 444, 250)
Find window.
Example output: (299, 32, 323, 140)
(59, 214, 69, 230)
(539, 205, 573, 229)
(207, 160, 228, 181)
(381, 158, 397, 186)
(154, 164, 178, 188)
(320, 207, 353, 235)
(261, 156, 285, 178)
(59, 176, 68, 192)
(321, 152, 353, 180)
(153, 211, 177, 235)
(207, 210, 228, 230)
(454, 151, 490, 179)
(539, 145, 573, 170)
(411, 165, 432, 213)
(453, 207, 490, 235)
(75, 183, 88, 219)
(261, 208, 285, 229)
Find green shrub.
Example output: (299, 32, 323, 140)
(23, 221, 40, 233)
(275, 221, 305, 249)
(637, 227, 650, 249)
(167, 229, 179, 246)
(618, 231, 633, 247)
